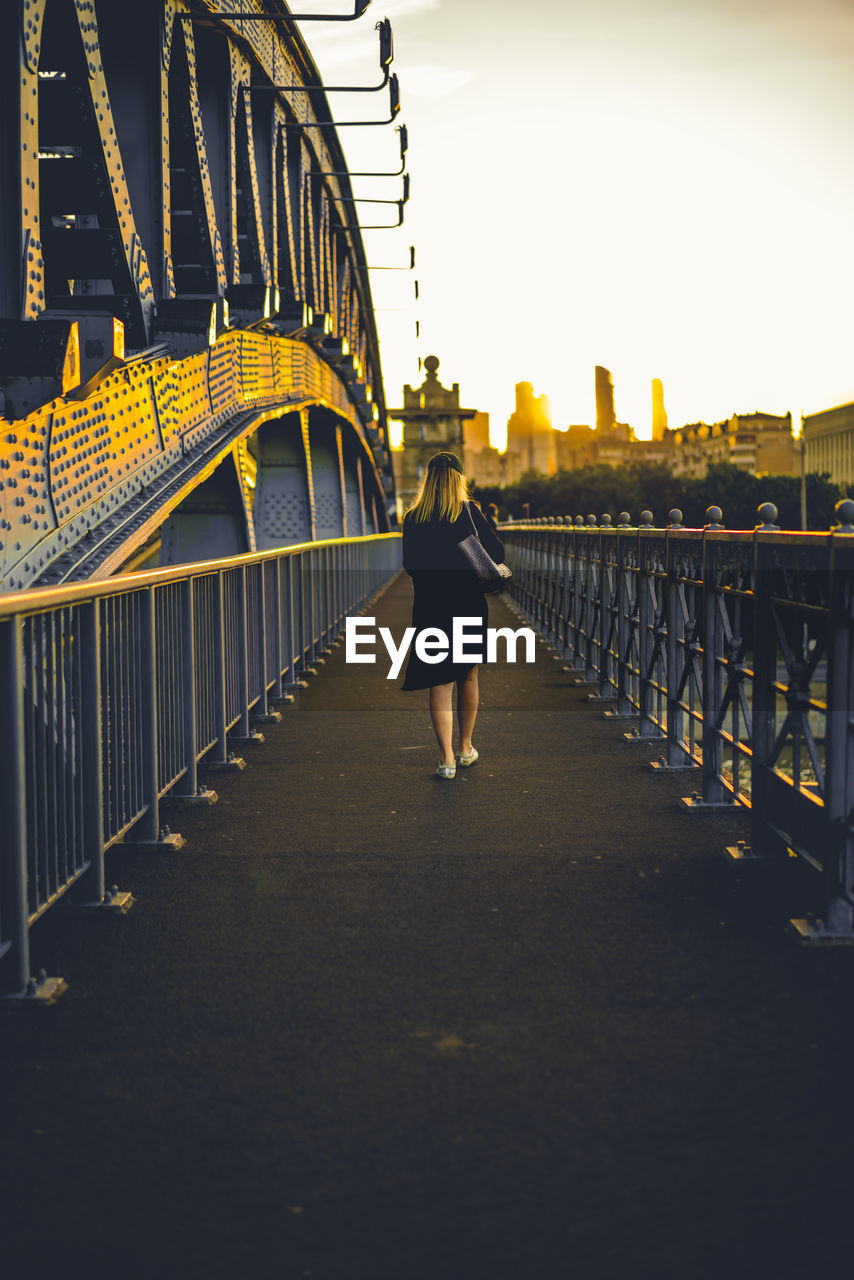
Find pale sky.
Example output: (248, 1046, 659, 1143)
(298, 0, 854, 448)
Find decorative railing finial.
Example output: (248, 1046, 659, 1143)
(833, 499, 854, 533)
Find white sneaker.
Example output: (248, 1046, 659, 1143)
(456, 747, 479, 767)
(435, 762, 456, 780)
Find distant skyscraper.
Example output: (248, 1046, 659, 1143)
(507, 382, 555, 474)
(464, 411, 491, 453)
(651, 378, 668, 441)
(595, 366, 616, 433)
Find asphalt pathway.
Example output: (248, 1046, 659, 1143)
(3, 572, 854, 1280)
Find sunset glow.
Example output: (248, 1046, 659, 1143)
(301, 0, 854, 443)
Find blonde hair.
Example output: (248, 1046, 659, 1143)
(407, 458, 468, 523)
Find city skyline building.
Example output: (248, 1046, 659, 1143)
(506, 382, 555, 474)
(801, 400, 854, 489)
(652, 379, 668, 441)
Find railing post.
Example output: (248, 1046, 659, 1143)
(254, 562, 282, 725)
(269, 557, 285, 700)
(790, 509, 854, 941)
(207, 570, 243, 771)
(230, 565, 264, 745)
(166, 577, 218, 804)
(237, 567, 250, 737)
(628, 513, 665, 743)
(699, 531, 727, 804)
(664, 528, 686, 767)
(730, 530, 778, 863)
(0, 617, 31, 997)
(138, 589, 160, 840)
(176, 578, 199, 796)
(213, 570, 228, 762)
(591, 515, 617, 702)
(124, 587, 185, 848)
(76, 599, 136, 899)
(608, 518, 636, 719)
(282, 555, 299, 688)
(0, 617, 67, 1001)
(79, 600, 106, 900)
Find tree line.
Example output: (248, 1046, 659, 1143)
(471, 462, 844, 531)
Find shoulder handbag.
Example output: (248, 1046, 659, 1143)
(456, 504, 512, 593)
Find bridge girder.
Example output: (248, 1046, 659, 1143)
(0, 0, 397, 589)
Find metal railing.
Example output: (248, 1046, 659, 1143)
(0, 533, 402, 999)
(502, 502, 854, 943)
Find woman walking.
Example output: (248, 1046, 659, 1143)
(401, 452, 506, 779)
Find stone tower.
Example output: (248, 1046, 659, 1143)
(388, 356, 477, 511)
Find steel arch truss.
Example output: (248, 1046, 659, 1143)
(0, 0, 395, 589)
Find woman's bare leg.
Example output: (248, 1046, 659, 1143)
(456, 666, 479, 755)
(429, 682, 456, 765)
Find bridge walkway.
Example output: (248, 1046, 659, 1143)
(3, 573, 854, 1279)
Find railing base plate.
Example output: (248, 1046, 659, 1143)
(572, 677, 598, 687)
(3, 976, 68, 1005)
(163, 787, 219, 807)
(76, 889, 135, 913)
(788, 918, 854, 946)
(270, 693, 295, 704)
(681, 794, 734, 810)
(587, 691, 617, 703)
(206, 756, 246, 772)
(725, 843, 772, 863)
(122, 832, 186, 853)
(229, 731, 265, 746)
(649, 758, 699, 773)
(624, 730, 665, 743)
(603, 708, 637, 720)
(252, 711, 282, 724)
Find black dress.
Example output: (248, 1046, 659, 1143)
(401, 501, 506, 691)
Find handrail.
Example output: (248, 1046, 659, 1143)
(502, 503, 854, 945)
(0, 532, 403, 1000)
(0, 533, 401, 617)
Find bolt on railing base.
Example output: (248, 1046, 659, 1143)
(681, 793, 736, 810)
(3, 973, 68, 1005)
(122, 830, 186, 853)
(163, 787, 219, 807)
(206, 755, 246, 772)
(788, 917, 854, 946)
(252, 711, 283, 725)
(229, 730, 265, 746)
(75, 885, 135, 913)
